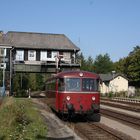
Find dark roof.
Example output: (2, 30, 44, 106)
(0, 32, 11, 46)
(99, 73, 128, 81)
(5, 31, 80, 51)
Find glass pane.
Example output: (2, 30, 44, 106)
(58, 78, 65, 91)
(28, 50, 36, 61)
(82, 78, 98, 91)
(65, 78, 81, 91)
(16, 50, 24, 61)
(47, 51, 52, 58)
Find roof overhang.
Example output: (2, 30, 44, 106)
(0, 45, 12, 48)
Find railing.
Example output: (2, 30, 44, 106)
(112, 97, 140, 103)
(14, 57, 81, 65)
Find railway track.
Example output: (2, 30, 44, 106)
(101, 98, 140, 130)
(39, 97, 134, 140)
(38, 96, 139, 140)
(101, 107, 140, 129)
(111, 97, 140, 103)
(101, 97, 140, 105)
(101, 98, 140, 112)
(73, 122, 133, 140)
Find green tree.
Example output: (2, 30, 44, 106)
(115, 46, 140, 86)
(94, 53, 114, 74)
(129, 45, 140, 56)
(36, 73, 44, 90)
(78, 52, 87, 70)
(127, 47, 140, 86)
(13, 73, 21, 94)
(114, 57, 127, 74)
(22, 74, 29, 89)
(28, 73, 36, 91)
(86, 56, 94, 72)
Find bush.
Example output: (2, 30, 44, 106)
(108, 92, 113, 98)
(0, 97, 47, 139)
(135, 88, 140, 97)
(14, 89, 28, 97)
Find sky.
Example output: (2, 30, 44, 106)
(0, 0, 140, 62)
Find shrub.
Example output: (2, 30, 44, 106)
(0, 97, 47, 139)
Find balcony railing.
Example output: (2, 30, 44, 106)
(13, 57, 81, 73)
(14, 57, 81, 65)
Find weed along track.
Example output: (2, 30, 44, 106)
(32, 98, 82, 140)
(0, 97, 47, 140)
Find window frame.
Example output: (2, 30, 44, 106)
(28, 50, 36, 61)
(15, 50, 24, 61)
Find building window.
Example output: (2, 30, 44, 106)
(40, 51, 47, 61)
(28, 50, 36, 61)
(29, 51, 34, 57)
(16, 50, 24, 61)
(47, 51, 52, 58)
(52, 51, 58, 58)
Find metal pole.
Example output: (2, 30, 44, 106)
(73, 49, 76, 64)
(2, 65, 5, 96)
(2, 49, 5, 96)
(10, 47, 14, 96)
(55, 53, 59, 73)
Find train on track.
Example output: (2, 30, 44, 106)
(46, 70, 101, 122)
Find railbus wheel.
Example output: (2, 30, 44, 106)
(88, 113, 101, 122)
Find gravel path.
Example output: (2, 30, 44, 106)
(32, 98, 82, 140)
(101, 113, 140, 140)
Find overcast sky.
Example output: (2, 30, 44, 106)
(0, 0, 140, 62)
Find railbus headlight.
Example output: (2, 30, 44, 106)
(92, 96, 96, 101)
(66, 96, 71, 101)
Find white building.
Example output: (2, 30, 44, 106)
(99, 73, 128, 94)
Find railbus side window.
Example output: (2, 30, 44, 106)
(58, 78, 65, 91)
(94, 79, 100, 92)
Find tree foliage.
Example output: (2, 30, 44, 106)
(115, 46, 140, 86)
(78, 52, 87, 70)
(78, 53, 95, 72)
(13, 73, 45, 93)
(94, 53, 114, 74)
(127, 47, 140, 85)
(86, 56, 94, 72)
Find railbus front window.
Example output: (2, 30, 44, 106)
(82, 78, 99, 92)
(65, 78, 81, 91)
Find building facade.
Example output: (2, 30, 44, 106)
(1, 31, 81, 73)
(99, 73, 128, 94)
(0, 31, 81, 96)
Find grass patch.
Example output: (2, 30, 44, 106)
(0, 97, 47, 140)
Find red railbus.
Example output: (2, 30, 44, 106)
(46, 70, 101, 121)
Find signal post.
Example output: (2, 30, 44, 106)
(0, 46, 12, 96)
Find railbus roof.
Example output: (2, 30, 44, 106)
(53, 70, 100, 79)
